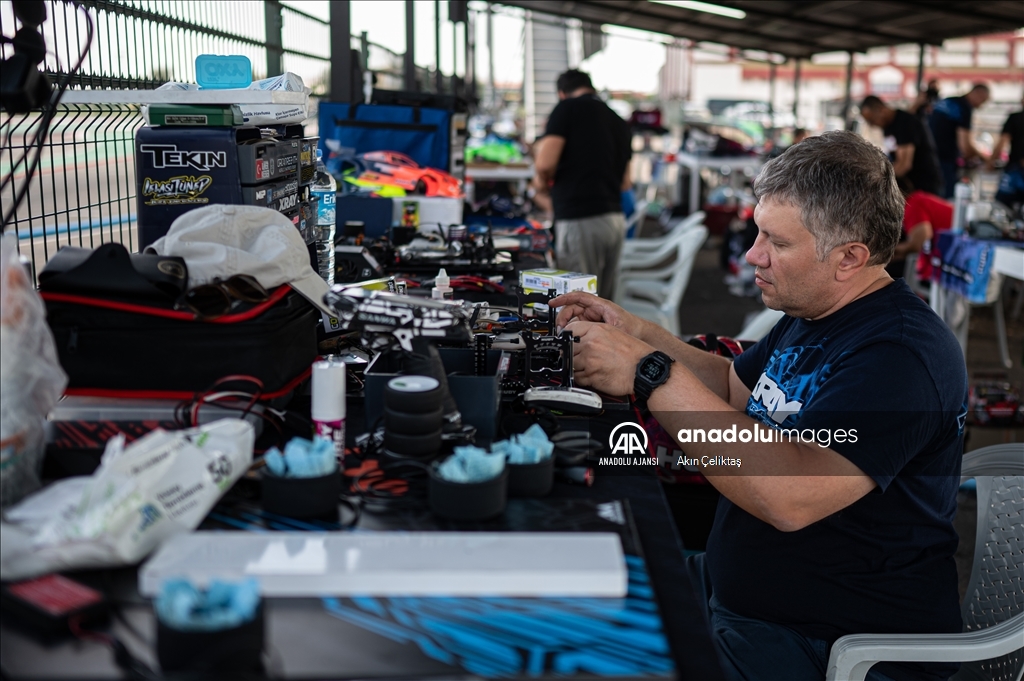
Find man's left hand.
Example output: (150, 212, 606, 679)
(566, 320, 654, 396)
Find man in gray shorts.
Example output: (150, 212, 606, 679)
(532, 69, 632, 300)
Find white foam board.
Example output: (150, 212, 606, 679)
(140, 531, 627, 598)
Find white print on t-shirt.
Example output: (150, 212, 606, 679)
(882, 135, 898, 155)
(751, 373, 803, 424)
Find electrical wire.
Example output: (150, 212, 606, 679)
(2, 1, 95, 232)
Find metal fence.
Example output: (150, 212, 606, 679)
(1, 0, 339, 280)
(1, 0, 451, 280)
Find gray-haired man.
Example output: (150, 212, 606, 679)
(552, 131, 967, 681)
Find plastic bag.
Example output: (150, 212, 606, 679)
(0, 418, 254, 580)
(143, 72, 311, 126)
(0, 234, 67, 508)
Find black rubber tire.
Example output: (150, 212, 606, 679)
(384, 428, 442, 457)
(385, 376, 442, 413)
(385, 406, 444, 435)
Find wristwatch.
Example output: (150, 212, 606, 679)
(633, 351, 675, 408)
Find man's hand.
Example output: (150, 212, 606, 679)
(566, 320, 653, 396)
(551, 292, 646, 338)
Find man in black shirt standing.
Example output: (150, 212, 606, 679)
(989, 96, 1024, 208)
(532, 69, 632, 300)
(860, 95, 943, 196)
(929, 83, 990, 197)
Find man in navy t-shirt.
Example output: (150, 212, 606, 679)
(929, 84, 990, 197)
(551, 131, 967, 681)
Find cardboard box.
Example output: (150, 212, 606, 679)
(519, 269, 598, 296)
(519, 269, 597, 312)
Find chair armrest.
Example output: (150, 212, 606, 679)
(825, 613, 1024, 681)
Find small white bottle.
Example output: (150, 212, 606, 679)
(311, 357, 346, 460)
(432, 268, 453, 300)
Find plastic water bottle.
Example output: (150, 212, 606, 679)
(310, 148, 337, 285)
(951, 180, 972, 234)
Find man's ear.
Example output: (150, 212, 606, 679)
(833, 242, 872, 281)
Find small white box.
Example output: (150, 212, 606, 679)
(520, 269, 597, 310)
(519, 268, 597, 296)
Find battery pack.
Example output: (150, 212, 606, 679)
(1, 574, 108, 636)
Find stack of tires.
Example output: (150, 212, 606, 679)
(383, 376, 443, 459)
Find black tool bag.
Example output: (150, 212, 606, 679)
(43, 284, 319, 398)
(39, 242, 189, 303)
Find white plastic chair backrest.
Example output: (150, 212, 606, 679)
(620, 211, 706, 269)
(649, 211, 705, 246)
(624, 199, 650, 238)
(903, 254, 930, 298)
(657, 226, 708, 312)
(737, 308, 786, 342)
(957, 444, 1024, 681)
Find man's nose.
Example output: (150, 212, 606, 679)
(746, 235, 769, 268)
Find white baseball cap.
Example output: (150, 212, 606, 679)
(147, 204, 332, 316)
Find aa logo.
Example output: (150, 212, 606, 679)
(608, 422, 649, 456)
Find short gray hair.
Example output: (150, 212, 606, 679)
(753, 130, 902, 266)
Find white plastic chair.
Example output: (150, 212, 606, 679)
(826, 443, 1024, 681)
(737, 307, 786, 342)
(624, 198, 650, 239)
(620, 211, 705, 266)
(615, 226, 708, 337)
(903, 254, 932, 299)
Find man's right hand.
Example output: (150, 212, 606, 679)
(550, 292, 645, 338)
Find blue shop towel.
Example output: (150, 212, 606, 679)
(264, 436, 338, 478)
(156, 578, 260, 632)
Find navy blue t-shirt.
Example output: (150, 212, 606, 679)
(930, 96, 973, 161)
(711, 279, 968, 681)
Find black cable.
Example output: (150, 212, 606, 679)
(2, 1, 94, 232)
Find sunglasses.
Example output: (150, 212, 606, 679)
(177, 274, 270, 319)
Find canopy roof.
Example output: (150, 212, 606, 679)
(497, 1, 1024, 59)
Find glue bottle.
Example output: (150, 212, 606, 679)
(311, 357, 346, 460)
(432, 268, 453, 300)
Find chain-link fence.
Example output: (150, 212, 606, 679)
(1, 0, 359, 280)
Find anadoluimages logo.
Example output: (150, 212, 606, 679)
(608, 422, 649, 456)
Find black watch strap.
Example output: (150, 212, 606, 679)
(633, 351, 675, 408)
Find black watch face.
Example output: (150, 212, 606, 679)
(640, 356, 666, 382)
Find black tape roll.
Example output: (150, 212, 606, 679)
(157, 603, 264, 673)
(385, 375, 442, 414)
(384, 428, 442, 457)
(429, 466, 508, 521)
(385, 405, 444, 435)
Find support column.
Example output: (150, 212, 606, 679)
(265, 0, 283, 80)
(842, 51, 854, 130)
(487, 3, 495, 108)
(404, 0, 417, 92)
(330, 0, 353, 101)
(466, 6, 475, 103)
(792, 58, 801, 124)
(916, 42, 926, 93)
(435, 0, 443, 92)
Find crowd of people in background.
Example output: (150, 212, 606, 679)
(532, 69, 1022, 302)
